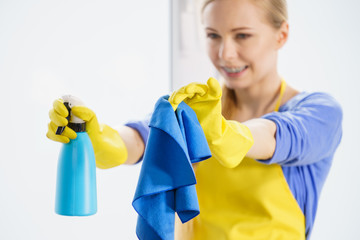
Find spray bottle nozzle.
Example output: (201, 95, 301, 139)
(55, 96, 87, 135)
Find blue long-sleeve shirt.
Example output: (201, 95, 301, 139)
(126, 91, 343, 239)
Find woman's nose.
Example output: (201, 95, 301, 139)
(219, 39, 237, 61)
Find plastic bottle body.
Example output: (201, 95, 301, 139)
(55, 132, 97, 216)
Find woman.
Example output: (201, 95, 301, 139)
(47, 0, 342, 239)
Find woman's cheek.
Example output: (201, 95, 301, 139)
(207, 44, 220, 65)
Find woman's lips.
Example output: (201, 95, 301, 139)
(221, 66, 248, 78)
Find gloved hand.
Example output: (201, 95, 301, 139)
(47, 98, 128, 169)
(169, 77, 254, 168)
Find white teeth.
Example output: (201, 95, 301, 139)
(224, 66, 247, 73)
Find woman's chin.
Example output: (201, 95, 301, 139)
(223, 77, 252, 90)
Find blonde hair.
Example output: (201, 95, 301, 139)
(202, 0, 288, 119)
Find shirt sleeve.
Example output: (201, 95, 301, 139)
(124, 114, 151, 163)
(260, 92, 343, 166)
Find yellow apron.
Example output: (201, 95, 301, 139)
(175, 80, 305, 240)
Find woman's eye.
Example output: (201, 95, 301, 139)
(236, 33, 250, 39)
(207, 33, 220, 39)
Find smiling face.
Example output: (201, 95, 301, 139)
(203, 0, 287, 89)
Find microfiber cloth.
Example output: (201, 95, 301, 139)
(132, 95, 212, 240)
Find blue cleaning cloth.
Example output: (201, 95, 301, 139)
(132, 96, 211, 240)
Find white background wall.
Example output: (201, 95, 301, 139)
(172, 0, 360, 239)
(1, 0, 359, 239)
(0, 1, 169, 239)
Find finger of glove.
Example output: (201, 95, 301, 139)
(170, 91, 192, 105)
(184, 83, 207, 96)
(169, 83, 207, 106)
(53, 99, 69, 117)
(169, 87, 188, 111)
(71, 106, 100, 132)
(49, 121, 77, 140)
(169, 90, 201, 111)
(47, 123, 70, 143)
(207, 77, 222, 99)
(49, 108, 68, 126)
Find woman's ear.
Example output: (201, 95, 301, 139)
(276, 21, 289, 49)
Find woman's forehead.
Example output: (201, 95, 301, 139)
(202, 0, 268, 30)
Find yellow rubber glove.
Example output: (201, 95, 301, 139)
(169, 77, 254, 168)
(47, 99, 77, 144)
(47, 98, 128, 169)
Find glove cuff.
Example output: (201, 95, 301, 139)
(209, 119, 254, 168)
(93, 124, 128, 169)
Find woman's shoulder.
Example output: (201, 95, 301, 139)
(281, 91, 342, 113)
(279, 91, 343, 126)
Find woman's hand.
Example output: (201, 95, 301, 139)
(169, 78, 253, 168)
(169, 77, 221, 111)
(47, 98, 77, 143)
(46, 98, 128, 169)
(169, 78, 224, 141)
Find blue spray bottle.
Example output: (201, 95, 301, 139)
(55, 95, 97, 216)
